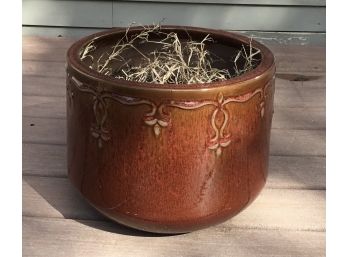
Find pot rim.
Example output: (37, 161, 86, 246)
(67, 25, 275, 91)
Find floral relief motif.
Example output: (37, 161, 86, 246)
(90, 86, 111, 148)
(68, 75, 273, 155)
(207, 93, 232, 156)
(70, 77, 110, 147)
(70, 76, 159, 147)
(144, 113, 169, 137)
(259, 77, 273, 118)
(66, 73, 74, 107)
(168, 88, 266, 156)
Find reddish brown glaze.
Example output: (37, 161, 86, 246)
(66, 26, 275, 233)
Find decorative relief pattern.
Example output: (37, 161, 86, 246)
(68, 75, 273, 155)
(66, 73, 74, 107)
(167, 88, 265, 156)
(69, 76, 158, 147)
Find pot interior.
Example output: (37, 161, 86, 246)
(78, 27, 262, 80)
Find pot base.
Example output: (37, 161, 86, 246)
(90, 201, 250, 234)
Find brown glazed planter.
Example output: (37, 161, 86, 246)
(66, 26, 275, 233)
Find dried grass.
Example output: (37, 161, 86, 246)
(80, 25, 261, 85)
(232, 39, 261, 77)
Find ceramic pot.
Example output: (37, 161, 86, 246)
(66, 26, 275, 233)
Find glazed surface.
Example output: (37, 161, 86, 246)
(66, 26, 275, 233)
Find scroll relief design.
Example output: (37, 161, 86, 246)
(67, 74, 272, 156)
